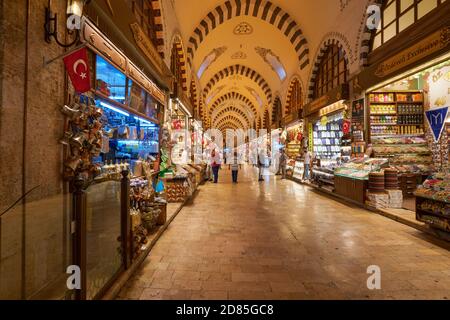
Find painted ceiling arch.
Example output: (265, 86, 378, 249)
(202, 64, 273, 103)
(215, 117, 248, 131)
(172, 0, 350, 130)
(209, 91, 259, 119)
(212, 102, 255, 124)
(212, 107, 251, 127)
(216, 116, 247, 129)
(185, 0, 310, 70)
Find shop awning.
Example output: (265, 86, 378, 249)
(84, 0, 172, 91)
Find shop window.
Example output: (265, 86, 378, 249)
(96, 55, 127, 104)
(313, 45, 348, 99)
(371, 0, 446, 51)
(418, 0, 438, 18)
(399, 8, 415, 32)
(127, 79, 146, 113)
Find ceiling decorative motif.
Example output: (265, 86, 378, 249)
(196, 46, 228, 79)
(255, 46, 287, 82)
(233, 22, 253, 35)
(186, 0, 310, 70)
(245, 86, 263, 107)
(205, 84, 227, 104)
(202, 65, 273, 104)
(231, 51, 247, 59)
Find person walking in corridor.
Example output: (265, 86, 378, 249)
(211, 148, 221, 183)
(231, 152, 239, 183)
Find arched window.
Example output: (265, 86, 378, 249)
(313, 44, 348, 99)
(286, 79, 303, 116)
(127, 0, 163, 56)
(372, 0, 447, 51)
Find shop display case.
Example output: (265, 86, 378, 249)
(371, 136, 433, 174)
(415, 172, 450, 233)
(333, 158, 388, 204)
(312, 160, 336, 187)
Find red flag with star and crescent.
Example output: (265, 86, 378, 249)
(63, 47, 91, 93)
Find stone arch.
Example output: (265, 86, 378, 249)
(187, 0, 310, 70)
(189, 78, 199, 117)
(170, 34, 188, 93)
(203, 65, 273, 103)
(284, 75, 304, 117)
(150, 0, 165, 58)
(263, 109, 271, 130)
(271, 96, 282, 128)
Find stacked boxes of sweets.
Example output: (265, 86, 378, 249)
(415, 172, 450, 232)
(384, 169, 399, 190)
(369, 172, 385, 192)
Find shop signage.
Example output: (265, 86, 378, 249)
(375, 27, 450, 78)
(130, 22, 165, 78)
(425, 106, 449, 142)
(304, 84, 349, 116)
(282, 113, 297, 127)
(63, 47, 91, 93)
(308, 123, 313, 152)
(308, 95, 329, 115)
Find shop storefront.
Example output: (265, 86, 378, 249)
(56, 7, 205, 298)
(342, 4, 450, 235)
(161, 96, 206, 203)
(60, 17, 170, 300)
(303, 85, 351, 191)
(355, 21, 450, 235)
(282, 113, 305, 181)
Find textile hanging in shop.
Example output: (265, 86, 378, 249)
(425, 106, 449, 142)
(63, 47, 91, 93)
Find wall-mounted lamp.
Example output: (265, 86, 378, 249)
(44, 0, 91, 47)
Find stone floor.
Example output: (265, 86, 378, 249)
(118, 166, 450, 300)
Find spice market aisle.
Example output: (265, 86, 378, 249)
(118, 166, 450, 300)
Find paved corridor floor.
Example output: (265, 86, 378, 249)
(118, 166, 450, 300)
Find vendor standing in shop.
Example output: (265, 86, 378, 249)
(365, 143, 374, 158)
(303, 148, 313, 181)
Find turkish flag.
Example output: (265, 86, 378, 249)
(343, 120, 351, 135)
(63, 47, 91, 93)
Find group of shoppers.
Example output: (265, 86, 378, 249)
(204, 143, 313, 184)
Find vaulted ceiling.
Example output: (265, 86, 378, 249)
(173, 0, 342, 131)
